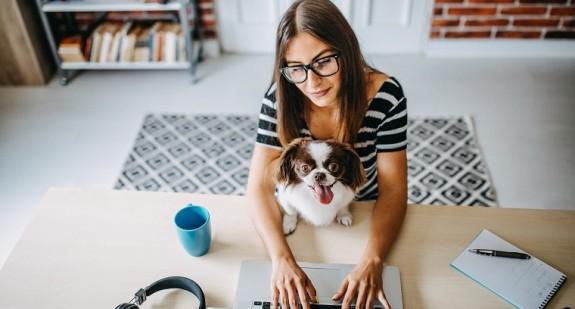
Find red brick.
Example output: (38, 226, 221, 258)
(106, 12, 124, 19)
(465, 18, 509, 26)
(74, 12, 96, 20)
(202, 29, 218, 39)
(448, 7, 497, 16)
(434, 7, 444, 16)
(432, 18, 460, 27)
(550, 7, 575, 16)
(500, 6, 547, 15)
(201, 19, 217, 27)
(72, 5, 219, 38)
(468, 0, 514, 3)
(563, 18, 575, 27)
(436, 0, 463, 3)
(545, 30, 575, 38)
(445, 31, 492, 38)
(496, 30, 542, 38)
(199, 8, 214, 15)
(125, 12, 145, 17)
(513, 18, 561, 26)
(430, 31, 441, 39)
(519, 0, 567, 3)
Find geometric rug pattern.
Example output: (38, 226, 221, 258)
(406, 117, 497, 206)
(114, 114, 498, 207)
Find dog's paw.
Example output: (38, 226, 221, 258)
(336, 213, 353, 227)
(282, 214, 298, 235)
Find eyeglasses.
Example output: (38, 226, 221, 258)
(281, 54, 340, 84)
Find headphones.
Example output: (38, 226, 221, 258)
(115, 276, 206, 309)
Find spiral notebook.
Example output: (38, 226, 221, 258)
(451, 229, 566, 309)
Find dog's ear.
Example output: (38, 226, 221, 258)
(275, 138, 307, 185)
(341, 143, 367, 191)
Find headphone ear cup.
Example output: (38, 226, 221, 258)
(115, 304, 139, 309)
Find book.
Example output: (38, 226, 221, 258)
(122, 25, 142, 62)
(148, 21, 163, 62)
(98, 23, 115, 63)
(108, 29, 122, 63)
(163, 23, 177, 63)
(99, 22, 121, 62)
(116, 21, 133, 62)
(83, 36, 92, 61)
(134, 25, 152, 62)
(90, 23, 107, 62)
(177, 31, 186, 62)
(451, 229, 567, 309)
(57, 35, 86, 62)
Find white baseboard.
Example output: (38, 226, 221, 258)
(425, 40, 575, 58)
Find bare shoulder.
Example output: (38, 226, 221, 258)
(366, 71, 390, 101)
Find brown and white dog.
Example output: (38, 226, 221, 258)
(276, 138, 366, 235)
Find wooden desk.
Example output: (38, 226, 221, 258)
(0, 188, 573, 308)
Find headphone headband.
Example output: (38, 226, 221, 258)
(116, 276, 206, 309)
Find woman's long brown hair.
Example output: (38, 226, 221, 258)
(273, 0, 378, 147)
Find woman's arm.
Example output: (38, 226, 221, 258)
(364, 149, 407, 264)
(333, 149, 407, 309)
(246, 144, 317, 309)
(246, 144, 290, 260)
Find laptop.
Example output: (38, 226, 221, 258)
(233, 260, 403, 309)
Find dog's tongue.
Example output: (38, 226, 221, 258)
(313, 184, 334, 205)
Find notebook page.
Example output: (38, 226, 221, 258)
(451, 229, 566, 309)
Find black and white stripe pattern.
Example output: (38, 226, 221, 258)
(256, 77, 408, 201)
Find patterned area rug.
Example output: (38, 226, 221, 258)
(114, 114, 498, 206)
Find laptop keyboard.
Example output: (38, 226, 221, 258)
(252, 301, 384, 308)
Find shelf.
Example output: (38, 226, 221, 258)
(37, 0, 199, 85)
(41, 0, 182, 12)
(61, 62, 190, 70)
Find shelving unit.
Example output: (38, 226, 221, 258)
(35, 0, 202, 85)
(41, 1, 183, 12)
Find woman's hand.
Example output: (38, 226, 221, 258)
(332, 257, 391, 309)
(271, 257, 317, 309)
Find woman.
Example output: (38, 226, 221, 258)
(246, 1, 408, 308)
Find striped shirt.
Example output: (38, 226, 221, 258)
(256, 76, 408, 201)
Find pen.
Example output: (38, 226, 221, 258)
(469, 249, 531, 260)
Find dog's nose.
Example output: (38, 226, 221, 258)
(314, 172, 326, 183)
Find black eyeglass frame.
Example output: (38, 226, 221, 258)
(280, 54, 340, 84)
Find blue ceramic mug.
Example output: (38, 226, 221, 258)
(174, 204, 211, 257)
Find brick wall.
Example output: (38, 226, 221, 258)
(66, 0, 217, 39)
(431, 0, 575, 39)
(197, 0, 217, 39)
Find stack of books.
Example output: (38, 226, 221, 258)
(58, 21, 187, 64)
(57, 35, 86, 62)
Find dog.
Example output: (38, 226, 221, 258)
(275, 138, 367, 235)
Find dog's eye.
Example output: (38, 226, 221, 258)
(300, 164, 311, 174)
(327, 162, 339, 173)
